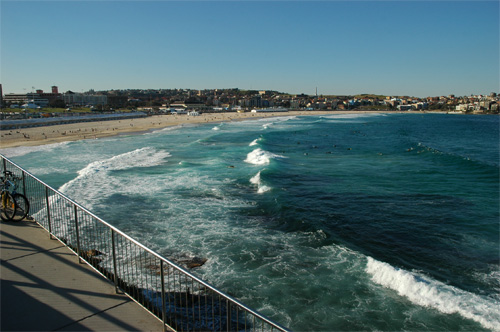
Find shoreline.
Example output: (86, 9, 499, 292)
(0, 110, 403, 150)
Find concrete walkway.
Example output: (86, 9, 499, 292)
(0, 219, 165, 331)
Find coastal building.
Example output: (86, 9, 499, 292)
(4, 93, 49, 108)
(290, 100, 301, 109)
(3, 86, 61, 108)
(4, 93, 47, 107)
(397, 105, 413, 111)
(107, 95, 128, 108)
(4, 93, 36, 104)
(170, 101, 207, 110)
(250, 95, 262, 108)
(37, 86, 61, 104)
(62, 91, 107, 107)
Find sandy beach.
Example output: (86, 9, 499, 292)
(0, 110, 381, 149)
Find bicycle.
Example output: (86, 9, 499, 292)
(1, 180, 16, 221)
(1, 171, 30, 222)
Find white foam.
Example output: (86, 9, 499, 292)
(244, 148, 286, 166)
(249, 138, 260, 146)
(149, 125, 184, 134)
(474, 266, 500, 300)
(250, 171, 271, 194)
(323, 113, 384, 119)
(258, 116, 297, 130)
(250, 171, 261, 185)
(23, 167, 70, 176)
(0, 141, 70, 158)
(58, 147, 171, 206)
(260, 115, 297, 123)
(257, 185, 271, 194)
(319, 113, 386, 123)
(366, 257, 500, 331)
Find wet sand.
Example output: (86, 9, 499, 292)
(0, 110, 382, 149)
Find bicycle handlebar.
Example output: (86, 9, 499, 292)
(3, 171, 22, 181)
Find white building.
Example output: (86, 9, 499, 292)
(63, 92, 107, 106)
(4, 93, 49, 107)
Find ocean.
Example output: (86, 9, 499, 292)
(2, 113, 499, 331)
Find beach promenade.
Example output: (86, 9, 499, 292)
(0, 218, 165, 331)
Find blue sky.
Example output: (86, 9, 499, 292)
(1, 1, 498, 97)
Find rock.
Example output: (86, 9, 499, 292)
(178, 257, 208, 269)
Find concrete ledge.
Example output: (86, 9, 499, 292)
(0, 219, 164, 331)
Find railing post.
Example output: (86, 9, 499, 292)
(227, 298, 230, 332)
(45, 187, 53, 239)
(21, 172, 26, 195)
(74, 205, 82, 263)
(111, 230, 119, 293)
(160, 260, 167, 332)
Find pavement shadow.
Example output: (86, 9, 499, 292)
(0, 221, 153, 331)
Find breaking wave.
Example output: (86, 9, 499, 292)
(244, 148, 286, 166)
(59, 147, 171, 206)
(250, 171, 271, 194)
(249, 138, 260, 146)
(366, 257, 500, 331)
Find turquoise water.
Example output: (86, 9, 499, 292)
(2, 113, 499, 331)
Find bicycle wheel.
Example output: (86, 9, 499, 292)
(12, 193, 29, 221)
(1, 192, 17, 221)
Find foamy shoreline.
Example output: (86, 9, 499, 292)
(0, 110, 387, 149)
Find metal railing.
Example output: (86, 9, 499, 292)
(1, 154, 289, 332)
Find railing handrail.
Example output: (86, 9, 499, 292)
(1, 153, 289, 332)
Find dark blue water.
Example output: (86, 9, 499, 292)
(260, 114, 498, 291)
(2, 113, 499, 331)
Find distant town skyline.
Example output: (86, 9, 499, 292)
(1, 1, 498, 98)
(2, 85, 497, 100)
